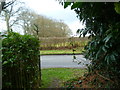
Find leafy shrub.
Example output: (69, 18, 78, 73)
(2, 32, 40, 88)
(63, 2, 120, 87)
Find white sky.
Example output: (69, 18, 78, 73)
(0, 0, 85, 36)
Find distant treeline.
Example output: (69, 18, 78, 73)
(18, 9, 72, 37)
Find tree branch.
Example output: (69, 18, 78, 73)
(96, 71, 113, 82)
(3, 0, 16, 9)
(10, 19, 19, 27)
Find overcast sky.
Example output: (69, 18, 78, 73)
(0, 0, 85, 36)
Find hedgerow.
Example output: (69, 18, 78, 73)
(2, 32, 40, 88)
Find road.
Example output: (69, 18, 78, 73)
(41, 55, 90, 69)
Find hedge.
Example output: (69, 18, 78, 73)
(2, 32, 41, 88)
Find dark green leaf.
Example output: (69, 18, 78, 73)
(73, 55, 76, 59)
(110, 54, 116, 61)
(3, 61, 8, 65)
(114, 3, 120, 14)
(102, 46, 107, 52)
(83, 30, 88, 37)
(71, 2, 82, 10)
(104, 34, 112, 43)
(64, 2, 72, 8)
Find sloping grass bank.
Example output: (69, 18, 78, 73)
(41, 68, 87, 88)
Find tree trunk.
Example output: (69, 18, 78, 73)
(5, 10, 10, 34)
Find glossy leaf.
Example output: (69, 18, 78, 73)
(71, 2, 82, 9)
(114, 3, 120, 14)
(64, 2, 72, 8)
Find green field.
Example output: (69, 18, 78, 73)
(40, 47, 84, 55)
(41, 68, 87, 88)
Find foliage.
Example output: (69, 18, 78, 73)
(63, 2, 120, 87)
(114, 2, 120, 14)
(2, 32, 40, 88)
(64, 71, 116, 88)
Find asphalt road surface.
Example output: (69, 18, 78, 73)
(41, 55, 90, 69)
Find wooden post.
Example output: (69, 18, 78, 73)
(33, 24, 41, 87)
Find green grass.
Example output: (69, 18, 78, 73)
(40, 47, 84, 55)
(41, 68, 87, 88)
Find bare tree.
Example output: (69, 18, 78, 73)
(0, 0, 15, 13)
(17, 9, 38, 34)
(0, 0, 24, 34)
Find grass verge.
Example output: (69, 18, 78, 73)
(40, 47, 84, 55)
(41, 68, 87, 88)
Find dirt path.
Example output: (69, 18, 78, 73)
(49, 78, 62, 88)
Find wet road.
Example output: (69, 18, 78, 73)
(41, 55, 90, 69)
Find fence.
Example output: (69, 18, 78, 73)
(39, 37, 89, 50)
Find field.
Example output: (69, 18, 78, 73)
(40, 47, 84, 55)
(40, 37, 89, 50)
